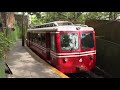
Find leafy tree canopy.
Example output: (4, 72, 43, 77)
(26, 12, 120, 26)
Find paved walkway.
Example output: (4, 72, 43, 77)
(5, 40, 61, 78)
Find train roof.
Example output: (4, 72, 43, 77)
(50, 21, 73, 26)
(33, 21, 73, 28)
(28, 21, 94, 32)
(27, 25, 94, 32)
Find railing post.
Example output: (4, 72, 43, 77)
(22, 12, 25, 46)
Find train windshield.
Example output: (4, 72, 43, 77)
(61, 33, 78, 50)
(81, 32, 94, 50)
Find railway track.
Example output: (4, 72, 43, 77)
(67, 66, 112, 78)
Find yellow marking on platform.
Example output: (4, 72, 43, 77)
(25, 45, 69, 78)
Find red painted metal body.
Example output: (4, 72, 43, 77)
(26, 21, 96, 74)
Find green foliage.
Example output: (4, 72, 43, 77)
(84, 12, 120, 21)
(83, 12, 101, 20)
(31, 16, 42, 25)
(30, 12, 83, 25)
(0, 21, 21, 59)
(30, 12, 120, 25)
(0, 22, 20, 78)
(0, 18, 21, 77)
(0, 32, 11, 78)
(0, 32, 11, 59)
(0, 60, 6, 78)
(9, 22, 20, 42)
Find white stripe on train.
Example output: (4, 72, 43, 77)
(51, 52, 96, 58)
(50, 50, 96, 56)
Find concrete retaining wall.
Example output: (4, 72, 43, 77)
(96, 38, 120, 78)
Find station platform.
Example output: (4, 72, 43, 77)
(5, 40, 69, 78)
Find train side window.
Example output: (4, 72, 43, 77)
(37, 33, 41, 45)
(32, 33, 34, 42)
(31, 33, 33, 42)
(33, 33, 36, 43)
(51, 34, 56, 51)
(41, 33, 46, 47)
(29, 33, 31, 41)
(33, 33, 35, 42)
(35, 33, 37, 43)
(35, 33, 38, 43)
(34, 34, 36, 42)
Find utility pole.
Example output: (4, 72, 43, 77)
(22, 12, 25, 46)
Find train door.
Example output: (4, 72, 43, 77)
(50, 33, 56, 65)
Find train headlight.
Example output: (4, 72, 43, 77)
(80, 65, 87, 71)
(79, 58, 82, 62)
(63, 58, 68, 63)
(90, 55, 94, 60)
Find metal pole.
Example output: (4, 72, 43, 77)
(22, 12, 25, 46)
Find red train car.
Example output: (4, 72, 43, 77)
(26, 21, 96, 74)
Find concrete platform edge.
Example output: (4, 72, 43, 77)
(25, 45, 69, 78)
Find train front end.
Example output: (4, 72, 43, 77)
(77, 29, 96, 72)
(50, 26, 96, 74)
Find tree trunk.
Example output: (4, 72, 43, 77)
(109, 12, 112, 20)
